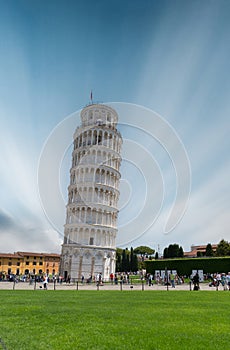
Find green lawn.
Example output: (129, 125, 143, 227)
(0, 290, 229, 350)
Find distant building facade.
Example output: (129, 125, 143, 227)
(60, 104, 122, 281)
(184, 244, 218, 258)
(0, 252, 60, 277)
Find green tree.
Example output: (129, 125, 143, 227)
(133, 246, 155, 257)
(126, 248, 130, 271)
(121, 248, 131, 272)
(216, 239, 230, 256)
(116, 248, 122, 272)
(163, 244, 184, 258)
(178, 246, 184, 258)
(130, 247, 138, 272)
(168, 244, 180, 258)
(205, 243, 214, 257)
(155, 252, 159, 260)
(121, 249, 127, 271)
(163, 247, 168, 259)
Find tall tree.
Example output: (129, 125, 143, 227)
(205, 243, 214, 256)
(163, 247, 168, 259)
(178, 246, 184, 257)
(121, 249, 131, 272)
(126, 248, 130, 272)
(216, 239, 230, 256)
(130, 247, 138, 272)
(155, 252, 159, 260)
(133, 254, 139, 272)
(121, 249, 127, 272)
(116, 248, 122, 272)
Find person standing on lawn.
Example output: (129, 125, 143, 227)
(226, 272, 230, 291)
(43, 275, 48, 290)
(192, 272, 199, 290)
(170, 273, 175, 288)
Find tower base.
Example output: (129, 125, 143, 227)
(60, 244, 116, 282)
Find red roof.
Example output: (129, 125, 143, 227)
(191, 244, 218, 251)
(16, 251, 60, 258)
(0, 252, 60, 259)
(0, 253, 23, 258)
(184, 244, 218, 257)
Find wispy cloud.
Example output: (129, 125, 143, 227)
(0, 208, 61, 253)
(0, 0, 229, 254)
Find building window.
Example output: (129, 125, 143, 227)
(39, 262, 43, 266)
(33, 262, 36, 266)
(8, 262, 12, 266)
(0, 262, 1, 266)
(34, 257, 36, 260)
(89, 237, 94, 245)
(27, 256, 29, 259)
(26, 261, 29, 265)
(17, 262, 20, 266)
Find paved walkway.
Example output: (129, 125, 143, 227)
(0, 281, 227, 291)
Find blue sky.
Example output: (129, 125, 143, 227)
(0, 0, 230, 254)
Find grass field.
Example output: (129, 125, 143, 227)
(0, 290, 229, 350)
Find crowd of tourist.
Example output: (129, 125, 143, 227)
(207, 272, 230, 290)
(1, 271, 230, 290)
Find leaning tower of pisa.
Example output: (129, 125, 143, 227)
(60, 104, 122, 281)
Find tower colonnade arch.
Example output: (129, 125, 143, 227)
(65, 206, 118, 227)
(74, 127, 122, 153)
(68, 186, 119, 208)
(72, 146, 121, 172)
(69, 165, 121, 189)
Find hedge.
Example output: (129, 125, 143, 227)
(145, 257, 230, 276)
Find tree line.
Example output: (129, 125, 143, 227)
(202, 239, 230, 257)
(115, 239, 230, 272)
(116, 247, 139, 272)
(163, 239, 230, 258)
(116, 246, 156, 272)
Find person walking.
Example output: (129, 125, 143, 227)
(43, 275, 48, 290)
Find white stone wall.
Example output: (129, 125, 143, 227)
(61, 246, 116, 281)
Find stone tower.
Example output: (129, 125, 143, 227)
(60, 104, 122, 281)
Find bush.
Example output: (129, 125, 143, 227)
(145, 257, 230, 276)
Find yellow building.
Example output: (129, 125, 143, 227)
(0, 251, 60, 278)
(0, 253, 23, 277)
